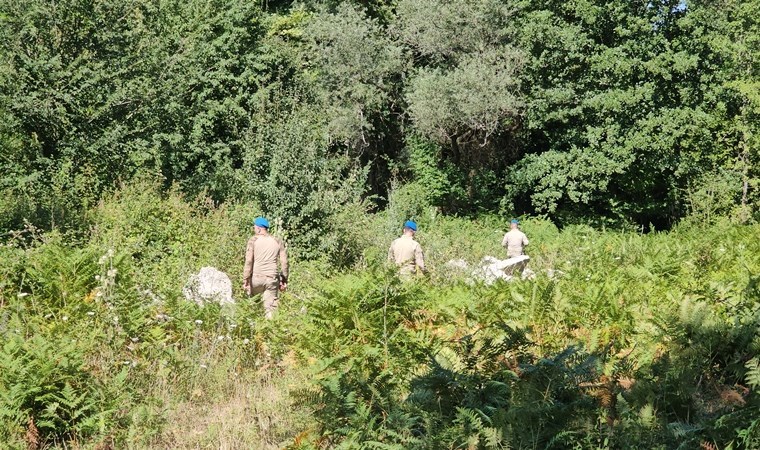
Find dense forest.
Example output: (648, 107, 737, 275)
(2, 0, 758, 248)
(1, 0, 759, 448)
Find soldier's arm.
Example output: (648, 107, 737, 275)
(523, 234, 529, 247)
(243, 237, 256, 281)
(279, 240, 289, 282)
(415, 243, 426, 272)
(243, 237, 256, 294)
(388, 242, 395, 262)
(501, 233, 509, 248)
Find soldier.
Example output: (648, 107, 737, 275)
(388, 220, 425, 277)
(502, 219, 529, 257)
(501, 219, 529, 276)
(243, 217, 288, 320)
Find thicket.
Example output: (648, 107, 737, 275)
(0, 183, 312, 448)
(1, 0, 758, 251)
(1, 185, 759, 448)
(1, 0, 760, 448)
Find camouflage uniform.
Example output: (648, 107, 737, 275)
(501, 229, 529, 258)
(501, 228, 529, 276)
(388, 235, 425, 277)
(243, 234, 288, 319)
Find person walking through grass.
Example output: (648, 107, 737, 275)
(243, 217, 288, 319)
(388, 220, 426, 277)
(501, 219, 529, 276)
(502, 219, 529, 258)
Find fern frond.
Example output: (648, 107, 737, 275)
(745, 358, 760, 390)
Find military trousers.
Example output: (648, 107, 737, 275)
(250, 274, 279, 319)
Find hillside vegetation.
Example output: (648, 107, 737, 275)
(1, 183, 758, 449)
(2, 0, 759, 247)
(1, 0, 759, 448)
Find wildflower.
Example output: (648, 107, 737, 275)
(107, 249, 114, 258)
(95, 275, 101, 281)
(62, 315, 69, 321)
(98, 255, 107, 265)
(107, 268, 118, 278)
(86, 311, 95, 316)
(131, 337, 139, 343)
(113, 317, 119, 323)
(243, 338, 250, 345)
(17, 292, 29, 298)
(195, 319, 203, 325)
(217, 335, 225, 341)
(96, 291, 103, 298)
(200, 364, 208, 369)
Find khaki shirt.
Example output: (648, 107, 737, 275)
(243, 234, 288, 282)
(388, 235, 425, 275)
(501, 229, 529, 258)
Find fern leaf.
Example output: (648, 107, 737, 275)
(745, 358, 760, 390)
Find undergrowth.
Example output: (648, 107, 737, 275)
(1, 182, 759, 449)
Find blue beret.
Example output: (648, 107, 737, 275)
(253, 217, 270, 228)
(511, 219, 519, 224)
(404, 220, 418, 231)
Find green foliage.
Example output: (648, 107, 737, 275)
(0, 310, 129, 446)
(684, 169, 745, 225)
(2, 0, 760, 446)
(0, 184, 311, 446)
(89, 178, 245, 296)
(23, 232, 99, 308)
(305, 3, 405, 152)
(503, 0, 758, 227)
(3, 184, 760, 447)
(0, 0, 269, 231)
(396, 0, 523, 211)
(292, 271, 429, 447)
(405, 49, 522, 148)
(2, 0, 758, 237)
(243, 105, 372, 264)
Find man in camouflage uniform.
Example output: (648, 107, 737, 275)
(502, 219, 529, 257)
(388, 220, 425, 277)
(501, 219, 529, 276)
(243, 217, 288, 319)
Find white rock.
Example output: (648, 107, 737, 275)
(445, 259, 470, 270)
(521, 268, 536, 280)
(183, 267, 234, 306)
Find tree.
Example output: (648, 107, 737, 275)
(396, 0, 524, 211)
(0, 0, 268, 230)
(304, 3, 406, 199)
(688, 0, 760, 222)
(504, 0, 749, 228)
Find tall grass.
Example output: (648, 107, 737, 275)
(1, 181, 758, 448)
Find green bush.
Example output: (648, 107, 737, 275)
(0, 315, 129, 446)
(3, 175, 760, 448)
